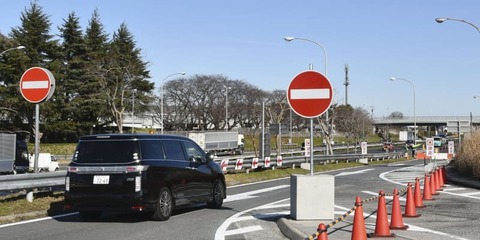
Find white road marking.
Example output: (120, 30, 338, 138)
(335, 169, 374, 177)
(362, 190, 406, 201)
(215, 198, 289, 240)
(223, 225, 263, 236)
(224, 185, 289, 203)
(0, 212, 78, 228)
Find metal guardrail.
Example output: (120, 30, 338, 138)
(0, 151, 405, 194)
(215, 151, 405, 171)
(0, 171, 66, 192)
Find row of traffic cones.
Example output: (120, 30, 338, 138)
(348, 167, 447, 240)
(316, 166, 447, 239)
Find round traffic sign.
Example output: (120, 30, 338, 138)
(19, 67, 55, 103)
(287, 70, 333, 118)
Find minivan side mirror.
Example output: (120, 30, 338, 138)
(205, 152, 214, 162)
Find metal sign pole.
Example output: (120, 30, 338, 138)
(34, 104, 39, 173)
(310, 118, 314, 176)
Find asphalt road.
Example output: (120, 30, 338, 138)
(1, 159, 478, 240)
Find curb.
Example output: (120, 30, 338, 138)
(277, 217, 307, 240)
(445, 165, 480, 190)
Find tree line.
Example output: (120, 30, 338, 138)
(0, 3, 374, 148)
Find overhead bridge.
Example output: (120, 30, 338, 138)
(373, 116, 480, 127)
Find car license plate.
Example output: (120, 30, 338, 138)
(93, 175, 110, 184)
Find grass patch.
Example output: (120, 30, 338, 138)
(0, 191, 65, 224)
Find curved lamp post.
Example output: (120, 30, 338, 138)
(0, 46, 25, 57)
(283, 37, 327, 75)
(284, 36, 331, 157)
(390, 77, 416, 144)
(161, 72, 186, 134)
(435, 17, 480, 34)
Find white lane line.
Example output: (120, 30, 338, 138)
(235, 211, 290, 222)
(361, 191, 406, 201)
(443, 188, 466, 191)
(215, 198, 289, 240)
(335, 169, 374, 177)
(463, 192, 480, 196)
(224, 185, 289, 203)
(224, 225, 263, 236)
(0, 212, 78, 228)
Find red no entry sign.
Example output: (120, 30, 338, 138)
(20, 67, 55, 103)
(287, 70, 333, 118)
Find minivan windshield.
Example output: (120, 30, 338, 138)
(73, 140, 140, 164)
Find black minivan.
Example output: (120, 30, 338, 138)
(64, 134, 226, 221)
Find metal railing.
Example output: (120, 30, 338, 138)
(0, 151, 405, 194)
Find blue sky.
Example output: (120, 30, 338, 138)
(2, 0, 480, 118)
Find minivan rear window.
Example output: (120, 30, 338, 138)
(73, 140, 140, 164)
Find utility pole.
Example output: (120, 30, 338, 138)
(344, 64, 349, 105)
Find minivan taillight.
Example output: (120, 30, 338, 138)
(126, 165, 149, 173)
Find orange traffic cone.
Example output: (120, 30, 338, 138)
(390, 188, 408, 230)
(430, 172, 438, 195)
(352, 196, 367, 240)
(442, 166, 447, 184)
(317, 223, 328, 240)
(438, 168, 445, 188)
(423, 174, 433, 201)
(368, 190, 395, 238)
(404, 183, 421, 218)
(441, 166, 447, 184)
(435, 169, 443, 191)
(414, 177, 425, 208)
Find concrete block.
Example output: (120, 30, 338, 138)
(290, 174, 335, 220)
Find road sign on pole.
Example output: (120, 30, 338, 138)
(287, 70, 333, 119)
(426, 138, 434, 157)
(20, 67, 55, 104)
(19, 67, 55, 174)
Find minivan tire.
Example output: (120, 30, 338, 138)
(152, 187, 173, 221)
(208, 180, 225, 209)
(79, 211, 102, 220)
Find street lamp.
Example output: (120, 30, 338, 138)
(284, 36, 331, 155)
(225, 86, 231, 131)
(161, 72, 186, 134)
(435, 17, 480, 34)
(0, 46, 25, 57)
(283, 37, 327, 75)
(390, 77, 416, 144)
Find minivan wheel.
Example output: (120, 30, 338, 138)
(152, 187, 173, 221)
(79, 211, 102, 220)
(208, 180, 224, 209)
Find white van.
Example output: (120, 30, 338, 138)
(29, 153, 60, 172)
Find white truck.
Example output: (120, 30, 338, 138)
(188, 131, 244, 155)
(29, 153, 60, 172)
